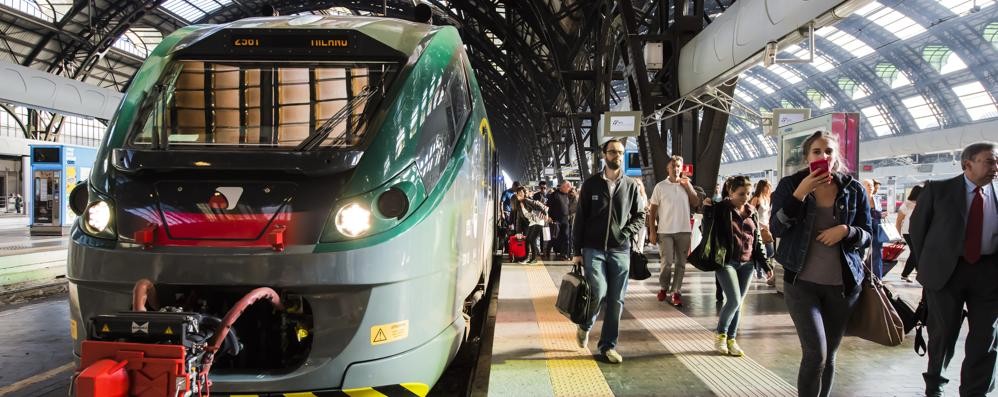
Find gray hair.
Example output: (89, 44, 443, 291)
(961, 141, 997, 170)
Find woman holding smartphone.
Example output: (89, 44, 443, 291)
(770, 131, 871, 397)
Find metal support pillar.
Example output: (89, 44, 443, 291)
(618, 0, 670, 183)
(693, 77, 737, 196)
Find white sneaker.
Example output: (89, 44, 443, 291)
(715, 333, 729, 355)
(604, 349, 623, 363)
(727, 339, 744, 357)
(576, 327, 589, 349)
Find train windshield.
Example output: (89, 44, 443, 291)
(129, 60, 399, 150)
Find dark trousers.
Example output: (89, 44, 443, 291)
(784, 280, 861, 397)
(923, 255, 998, 397)
(526, 225, 543, 260)
(549, 220, 570, 256)
(901, 234, 917, 278)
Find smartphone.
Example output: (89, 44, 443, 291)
(682, 164, 693, 177)
(809, 158, 830, 174)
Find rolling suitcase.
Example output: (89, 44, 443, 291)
(508, 234, 527, 262)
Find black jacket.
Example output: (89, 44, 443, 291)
(547, 190, 577, 222)
(573, 173, 646, 255)
(702, 200, 771, 272)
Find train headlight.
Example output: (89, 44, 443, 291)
(335, 203, 371, 238)
(82, 200, 115, 238)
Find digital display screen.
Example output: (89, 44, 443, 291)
(231, 35, 350, 49)
(32, 147, 60, 164)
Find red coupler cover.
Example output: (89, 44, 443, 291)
(78, 340, 190, 397)
(75, 358, 129, 397)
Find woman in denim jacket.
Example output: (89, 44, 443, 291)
(770, 131, 872, 397)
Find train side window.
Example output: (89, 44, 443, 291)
(448, 55, 472, 134)
(414, 57, 466, 193)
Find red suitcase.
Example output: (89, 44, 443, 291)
(508, 235, 527, 262)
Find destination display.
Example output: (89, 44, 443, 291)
(176, 29, 406, 62)
(231, 35, 351, 49)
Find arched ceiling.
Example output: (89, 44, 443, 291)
(4, 0, 989, 179)
(2, 0, 732, 181)
(721, 0, 998, 163)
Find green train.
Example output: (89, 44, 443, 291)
(67, 15, 497, 395)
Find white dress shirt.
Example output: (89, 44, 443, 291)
(963, 175, 998, 255)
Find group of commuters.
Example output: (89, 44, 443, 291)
(555, 135, 996, 397)
(501, 180, 579, 263)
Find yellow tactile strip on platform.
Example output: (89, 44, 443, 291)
(523, 265, 614, 397)
(627, 283, 797, 397)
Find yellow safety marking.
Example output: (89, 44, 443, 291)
(400, 383, 429, 396)
(0, 362, 75, 396)
(370, 320, 409, 346)
(479, 118, 495, 149)
(70, 319, 77, 340)
(164, 326, 174, 335)
(343, 387, 387, 397)
(100, 323, 110, 333)
(523, 267, 614, 397)
(282, 393, 316, 397)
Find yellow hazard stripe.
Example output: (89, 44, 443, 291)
(219, 381, 428, 397)
(400, 383, 429, 396)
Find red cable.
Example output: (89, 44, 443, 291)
(131, 278, 158, 311)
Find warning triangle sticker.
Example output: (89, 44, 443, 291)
(100, 324, 110, 333)
(164, 326, 174, 335)
(373, 328, 387, 343)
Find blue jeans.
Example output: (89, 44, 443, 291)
(581, 248, 630, 352)
(870, 216, 884, 278)
(716, 260, 755, 338)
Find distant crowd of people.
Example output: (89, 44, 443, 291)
(501, 136, 997, 397)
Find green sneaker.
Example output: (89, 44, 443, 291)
(715, 333, 728, 355)
(727, 338, 744, 357)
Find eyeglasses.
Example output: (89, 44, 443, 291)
(604, 150, 624, 156)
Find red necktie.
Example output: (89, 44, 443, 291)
(964, 186, 983, 264)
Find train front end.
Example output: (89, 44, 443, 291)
(68, 15, 494, 395)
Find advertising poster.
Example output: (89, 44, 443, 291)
(778, 113, 860, 178)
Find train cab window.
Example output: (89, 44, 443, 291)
(129, 60, 399, 150)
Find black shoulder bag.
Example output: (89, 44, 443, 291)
(556, 263, 592, 325)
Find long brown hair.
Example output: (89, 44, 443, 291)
(751, 179, 771, 201)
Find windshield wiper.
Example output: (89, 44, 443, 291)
(296, 81, 381, 151)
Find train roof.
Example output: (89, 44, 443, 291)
(173, 15, 444, 59)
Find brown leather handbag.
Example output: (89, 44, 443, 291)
(846, 265, 905, 346)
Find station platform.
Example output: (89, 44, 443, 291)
(487, 258, 962, 397)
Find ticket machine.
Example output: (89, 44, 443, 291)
(28, 144, 97, 235)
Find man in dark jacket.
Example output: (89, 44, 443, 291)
(572, 139, 645, 364)
(910, 142, 997, 396)
(547, 180, 577, 259)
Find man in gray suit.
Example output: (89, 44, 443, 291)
(910, 141, 998, 396)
